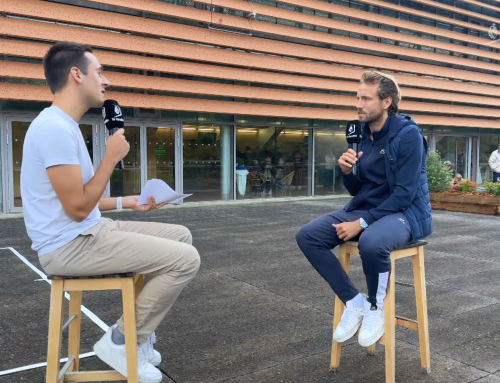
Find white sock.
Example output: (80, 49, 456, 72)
(347, 293, 365, 309)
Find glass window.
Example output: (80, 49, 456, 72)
(183, 124, 234, 201)
(80, 124, 94, 165)
(11, 121, 30, 208)
(479, 135, 500, 183)
(436, 8, 454, 18)
(10, 121, 94, 209)
(110, 126, 141, 197)
(314, 130, 347, 196)
(435, 136, 470, 179)
(235, 127, 309, 199)
(437, 22, 451, 30)
(146, 126, 175, 188)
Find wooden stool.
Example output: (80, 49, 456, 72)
(331, 241, 430, 383)
(45, 272, 145, 383)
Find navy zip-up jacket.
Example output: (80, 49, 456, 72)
(342, 114, 432, 240)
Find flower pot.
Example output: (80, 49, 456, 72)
(430, 192, 500, 215)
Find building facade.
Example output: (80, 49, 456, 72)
(0, 0, 499, 213)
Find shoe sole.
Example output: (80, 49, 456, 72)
(93, 342, 162, 383)
(358, 327, 385, 347)
(332, 320, 363, 343)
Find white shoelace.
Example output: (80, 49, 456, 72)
(137, 345, 152, 369)
(361, 309, 381, 331)
(139, 332, 156, 360)
(340, 308, 360, 328)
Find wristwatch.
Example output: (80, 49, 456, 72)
(116, 197, 123, 210)
(359, 218, 368, 229)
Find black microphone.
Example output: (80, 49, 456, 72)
(102, 99, 125, 170)
(345, 120, 362, 174)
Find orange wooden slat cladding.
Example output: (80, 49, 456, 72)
(2, 39, 499, 99)
(0, 0, 498, 127)
(82, 0, 500, 65)
(1, 0, 499, 79)
(1, 82, 498, 128)
(0, 82, 355, 120)
(3, 60, 500, 114)
(0, 15, 499, 89)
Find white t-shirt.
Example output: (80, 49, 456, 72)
(21, 106, 101, 256)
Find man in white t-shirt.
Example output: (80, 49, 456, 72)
(21, 42, 200, 383)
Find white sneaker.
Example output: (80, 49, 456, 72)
(332, 300, 364, 343)
(93, 326, 163, 383)
(358, 301, 385, 347)
(139, 332, 162, 367)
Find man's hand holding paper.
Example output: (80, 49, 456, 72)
(137, 179, 192, 206)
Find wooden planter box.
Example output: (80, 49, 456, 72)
(430, 192, 500, 215)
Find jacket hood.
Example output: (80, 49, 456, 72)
(388, 114, 418, 138)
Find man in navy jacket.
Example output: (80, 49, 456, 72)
(296, 71, 432, 347)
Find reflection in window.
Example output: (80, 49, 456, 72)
(183, 124, 233, 201)
(11, 122, 93, 208)
(147, 127, 175, 188)
(110, 126, 141, 197)
(11, 122, 30, 208)
(235, 127, 309, 199)
(435, 136, 469, 180)
(479, 136, 500, 184)
(314, 130, 347, 196)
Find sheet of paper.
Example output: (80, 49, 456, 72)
(137, 179, 192, 205)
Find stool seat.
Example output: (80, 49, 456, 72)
(331, 241, 430, 383)
(48, 272, 135, 280)
(345, 240, 428, 250)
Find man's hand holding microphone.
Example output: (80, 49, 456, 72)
(339, 149, 363, 175)
(333, 120, 365, 241)
(104, 128, 129, 168)
(102, 100, 166, 211)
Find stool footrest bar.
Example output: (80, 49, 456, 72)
(62, 314, 77, 332)
(63, 370, 126, 382)
(396, 316, 419, 331)
(58, 357, 74, 382)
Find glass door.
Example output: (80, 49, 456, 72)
(435, 136, 471, 179)
(109, 125, 142, 197)
(235, 126, 309, 199)
(7, 119, 30, 212)
(6, 117, 100, 213)
(183, 124, 234, 201)
(145, 123, 180, 193)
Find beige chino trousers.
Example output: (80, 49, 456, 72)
(39, 217, 200, 343)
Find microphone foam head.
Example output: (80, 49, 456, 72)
(102, 99, 124, 130)
(346, 120, 362, 144)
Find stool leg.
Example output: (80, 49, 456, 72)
(413, 246, 431, 374)
(330, 245, 351, 372)
(384, 257, 396, 383)
(134, 274, 145, 298)
(68, 291, 82, 372)
(367, 343, 376, 356)
(46, 280, 65, 383)
(122, 278, 139, 383)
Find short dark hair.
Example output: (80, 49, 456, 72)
(43, 42, 93, 94)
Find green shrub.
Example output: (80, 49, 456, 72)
(483, 182, 500, 195)
(426, 151, 453, 192)
(456, 180, 477, 193)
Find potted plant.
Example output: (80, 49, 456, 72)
(428, 151, 500, 215)
(426, 151, 453, 193)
